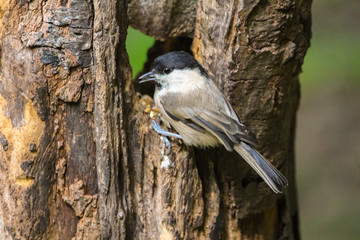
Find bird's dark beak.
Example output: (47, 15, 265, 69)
(139, 71, 155, 83)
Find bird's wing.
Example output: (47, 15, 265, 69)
(160, 95, 258, 150)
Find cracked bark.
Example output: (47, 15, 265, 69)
(0, 0, 310, 239)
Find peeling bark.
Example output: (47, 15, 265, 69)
(0, 0, 98, 239)
(0, 0, 310, 239)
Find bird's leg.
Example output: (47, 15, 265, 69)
(151, 120, 182, 156)
(151, 120, 182, 139)
(160, 136, 171, 156)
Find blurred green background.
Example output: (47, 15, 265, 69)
(126, 1, 360, 239)
(126, 27, 154, 76)
(296, 1, 360, 239)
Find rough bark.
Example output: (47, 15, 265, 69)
(128, 0, 196, 40)
(191, 1, 311, 239)
(0, 0, 100, 239)
(0, 0, 311, 239)
(130, 0, 311, 239)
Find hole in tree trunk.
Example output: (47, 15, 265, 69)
(126, 27, 193, 96)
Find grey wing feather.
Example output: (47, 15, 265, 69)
(160, 87, 258, 150)
(196, 110, 258, 146)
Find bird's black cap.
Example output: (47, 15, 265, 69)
(152, 51, 209, 77)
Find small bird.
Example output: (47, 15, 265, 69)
(139, 51, 288, 193)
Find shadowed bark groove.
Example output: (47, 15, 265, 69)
(0, 0, 310, 239)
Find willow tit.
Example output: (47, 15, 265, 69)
(139, 51, 288, 193)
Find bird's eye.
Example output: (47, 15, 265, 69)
(163, 68, 171, 74)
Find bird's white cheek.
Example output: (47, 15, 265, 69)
(165, 69, 206, 93)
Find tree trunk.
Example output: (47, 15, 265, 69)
(0, 0, 311, 239)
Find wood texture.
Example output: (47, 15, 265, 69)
(130, 0, 311, 239)
(190, 0, 311, 238)
(0, 0, 311, 239)
(128, 0, 197, 40)
(0, 0, 99, 238)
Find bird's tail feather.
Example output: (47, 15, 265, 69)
(234, 142, 288, 193)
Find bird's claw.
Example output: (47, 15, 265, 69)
(151, 120, 183, 156)
(160, 136, 171, 156)
(151, 120, 182, 139)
